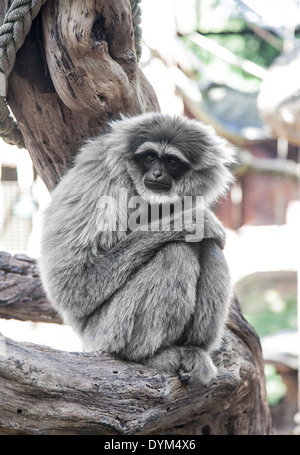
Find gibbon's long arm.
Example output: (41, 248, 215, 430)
(186, 239, 232, 350)
(67, 209, 226, 320)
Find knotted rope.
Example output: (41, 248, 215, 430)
(0, 0, 143, 148)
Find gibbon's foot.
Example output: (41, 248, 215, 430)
(179, 347, 218, 387)
(144, 346, 218, 387)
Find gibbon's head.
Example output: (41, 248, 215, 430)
(107, 113, 237, 206)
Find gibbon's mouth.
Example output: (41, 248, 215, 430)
(144, 180, 172, 192)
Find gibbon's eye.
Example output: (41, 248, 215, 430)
(144, 153, 156, 164)
(167, 157, 179, 169)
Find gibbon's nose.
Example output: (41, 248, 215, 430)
(153, 168, 162, 179)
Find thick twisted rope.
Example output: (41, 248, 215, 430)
(0, 0, 143, 148)
(0, 0, 48, 148)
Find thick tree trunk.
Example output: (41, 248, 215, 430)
(0, 0, 271, 435)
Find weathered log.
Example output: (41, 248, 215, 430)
(0, 252, 271, 435)
(42, 0, 148, 117)
(0, 0, 272, 435)
(0, 299, 271, 435)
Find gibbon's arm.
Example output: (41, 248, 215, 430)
(186, 239, 232, 351)
(96, 207, 224, 277)
(79, 208, 226, 316)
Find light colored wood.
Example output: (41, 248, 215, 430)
(41, 0, 153, 117)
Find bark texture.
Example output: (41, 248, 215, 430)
(0, 0, 271, 435)
(0, 252, 60, 324)
(0, 308, 270, 435)
(3, 0, 159, 191)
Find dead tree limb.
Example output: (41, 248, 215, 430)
(0, 251, 60, 324)
(0, 252, 271, 435)
(0, 298, 270, 435)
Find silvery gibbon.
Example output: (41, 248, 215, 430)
(39, 113, 236, 386)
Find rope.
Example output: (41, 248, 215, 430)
(0, 0, 48, 148)
(130, 0, 143, 61)
(0, 0, 143, 149)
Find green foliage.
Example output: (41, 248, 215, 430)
(245, 294, 296, 406)
(264, 364, 287, 406)
(242, 294, 296, 405)
(180, 0, 281, 91)
(183, 29, 280, 91)
(210, 31, 280, 69)
(243, 295, 297, 338)
(235, 271, 297, 405)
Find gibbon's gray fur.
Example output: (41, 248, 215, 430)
(39, 113, 236, 386)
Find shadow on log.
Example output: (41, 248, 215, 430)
(0, 0, 271, 434)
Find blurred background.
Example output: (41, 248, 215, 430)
(0, 0, 299, 435)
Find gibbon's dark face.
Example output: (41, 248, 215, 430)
(133, 147, 189, 194)
(120, 113, 236, 205)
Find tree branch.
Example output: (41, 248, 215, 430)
(0, 251, 60, 324)
(0, 250, 271, 434)
(0, 302, 271, 435)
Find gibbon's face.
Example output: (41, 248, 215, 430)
(133, 142, 189, 193)
(114, 113, 236, 205)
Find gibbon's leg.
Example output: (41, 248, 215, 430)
(144, 346, 182, 375)
(81, 243, 200, 360)
(179, 239, 232, 386)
